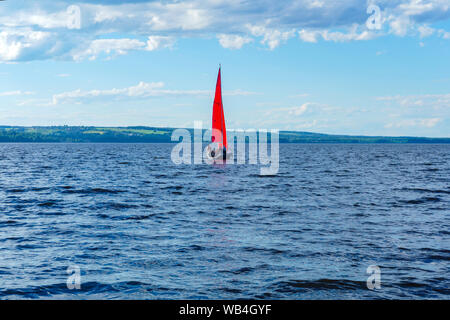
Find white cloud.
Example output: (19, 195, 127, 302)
(418, 24, 435, 38)
(299, 24, 377, 43)
(397, 0, 434, 16)
(386, 0, 450, 38)
(72, 38, 146, 61)
(377, 93, 450, 108)
(94, 7, 126, 23)
(257, 101, 372, 132)
(265, 102, 321, 117)
(0, 1, 449, 61)
(438, 29, 450, 39)
(385, 118, 442, 128)
(298, 29, 320, 43)
(72, 35, 174, 60)
(289, 103, 309, 116)
(389, 15, 411, 36)
(295, 120, 318, 129)
(146, 36, 174, 51)
(53, 81, 192, 104)
(322, 28, 376, 42)
(147, 5, 211, 31)
(306, 0, 324, 9)
(0, 29, 50, 61)
(0, 7, 79, 29)
(217, 34, 252, 49)
(247, 24, 295, 49)
(51, 81, 256, 105)
(0, 90, 34, 97)
(421, 118, 442, 127)
(378, 93, 449, 134)
(223, 89, 259, 96)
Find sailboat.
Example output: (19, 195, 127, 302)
(207, 65, 232, 161)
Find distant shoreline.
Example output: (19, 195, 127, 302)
(0, 126, 449, 143)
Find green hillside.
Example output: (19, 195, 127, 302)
(0, 126, 448, 143)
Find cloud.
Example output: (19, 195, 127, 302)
(51, 81, 256, 104)
(72, 35, 173, 60)
(52, 81, 201, 104)
(146, 35, 174, 51)
(389, 15, 411, 36)
(93, 6, 126, 23)
(0, 1, 449, 61)
(73, 38, 146, 60)
(0, 90, 34, 97)
(257, 101, 376, 132)
(148, 5, 211, 31)
(306, 0, 324, 9)
(288, 103, 309, 116)
(418, 24, 435, 37)
(377, 93, 450, 109)
(419, 26, 450, 39)
(0, 28, 51, 61)
(265, 102, 324, 117)
(294, 119, 318, 129)
(0, 6, 80, 29)
(439, 29, 450, 39)
(257, 102, 329, 130)
(223, 89, 259, 96)
(397, 0, 434, 17)
(247, 24, 295, 49)
(377, 93, 449, 134)
(385, 118, 442, 128)
(298, 29, 320, 43)
(217, 34, 252, 49)
(299, 24, 377, 42)
(297, 1, 450, 43)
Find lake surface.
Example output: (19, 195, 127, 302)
(0, 143, 449, 299)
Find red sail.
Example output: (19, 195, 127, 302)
(212, 67, 227, 149)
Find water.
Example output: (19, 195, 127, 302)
(0, 143, 449, 299)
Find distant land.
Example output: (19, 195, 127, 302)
(0, 126, 448, 143)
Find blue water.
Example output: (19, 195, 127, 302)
(0, 143, 449, 299)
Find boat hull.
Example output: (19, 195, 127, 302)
(206, 148, 232, 162)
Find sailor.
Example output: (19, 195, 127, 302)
(222, 146, 227, 160)
(206, 144, 217, 158)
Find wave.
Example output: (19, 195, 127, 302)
(272, 279, 366, 292)
(396, 187, 450, 195)
(0, 281, 173, 298)
(61, 188, 125, 194)
(398, 197, 441, 204)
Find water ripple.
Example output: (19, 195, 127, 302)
(0, 143, 448, 299)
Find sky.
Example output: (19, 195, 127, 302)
(0, 0, 449, 137)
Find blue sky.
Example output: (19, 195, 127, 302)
(0, 0, 449, 137)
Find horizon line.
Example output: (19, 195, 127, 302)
(0, 124, 448, 139)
